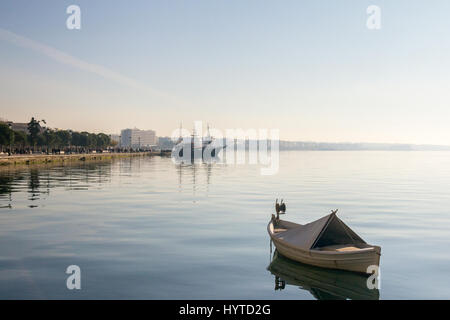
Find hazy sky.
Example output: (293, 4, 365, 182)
(1, 1, 450, 144)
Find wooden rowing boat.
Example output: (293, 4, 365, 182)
(267, 211, 381, 274)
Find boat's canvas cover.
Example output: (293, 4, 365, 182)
(275, 213, 366, 250)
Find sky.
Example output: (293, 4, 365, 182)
(1, 0, 450, 144)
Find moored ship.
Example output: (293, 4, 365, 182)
(172, 124, 225, 161)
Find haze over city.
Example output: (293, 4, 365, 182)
(2, 1, 450, 144)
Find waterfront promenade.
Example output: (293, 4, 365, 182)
(0, 152, 158, 167)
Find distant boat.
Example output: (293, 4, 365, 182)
(267, 210, 381, 274)
(267, 250, 379, 300)
(172, 124, 225, 160)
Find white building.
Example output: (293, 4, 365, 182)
(120, 128, 157, 149)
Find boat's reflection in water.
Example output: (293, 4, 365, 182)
(267, 250, 379, 300)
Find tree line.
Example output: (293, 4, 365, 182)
(0, 117, 116, 155)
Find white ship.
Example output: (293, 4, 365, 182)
(172, 124, 225, 160)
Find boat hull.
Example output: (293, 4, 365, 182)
(268, 220, 381, 274)
(172, 143, 225, 160)
(268, 250, 379, 300)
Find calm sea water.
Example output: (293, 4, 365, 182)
(0, 151, 450, 299)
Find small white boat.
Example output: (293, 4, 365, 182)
(268, 210, 381, 274)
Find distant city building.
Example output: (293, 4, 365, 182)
(109, 134, 120, 145)
(157, 136, 175, 150)
(6, 122, 29, 133)
(120, 128, 157, 149)
(0, 120, 45, 134)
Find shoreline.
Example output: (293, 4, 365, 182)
(0, 152, 162, 167)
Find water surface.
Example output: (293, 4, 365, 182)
(1, 151, 450, 299)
